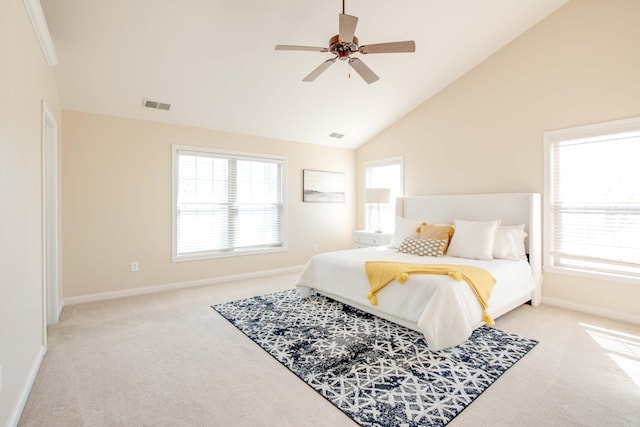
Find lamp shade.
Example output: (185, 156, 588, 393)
(365, 188, 391, 204)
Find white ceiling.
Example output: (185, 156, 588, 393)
(41, 0, 568, 149)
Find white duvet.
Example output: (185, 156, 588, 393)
(295, 246, 534, 350)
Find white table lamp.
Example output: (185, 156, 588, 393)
(365, 188, 391, 233)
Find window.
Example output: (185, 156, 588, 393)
(172, 145, 286, 261)
(544, 117, 640, 282)
(364, 157, 403, 233)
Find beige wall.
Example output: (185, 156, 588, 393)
(356, 0, 640, 320)
(62, 111, 355, 297)
(0, 0, 62, 424)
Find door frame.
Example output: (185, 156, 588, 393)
(42, 101, 60, 336)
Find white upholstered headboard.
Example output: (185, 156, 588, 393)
(396, 193, 541, 305)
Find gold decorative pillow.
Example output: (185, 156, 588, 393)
(398, 238, 447, 257)
(418, 222, 455, 253)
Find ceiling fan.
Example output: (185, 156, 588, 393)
(275, 0, 415, 84)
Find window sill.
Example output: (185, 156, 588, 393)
(173, 246, 286, 262)
(543, 265, 640, 287)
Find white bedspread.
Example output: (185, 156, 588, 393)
(295, 246, 534, 350)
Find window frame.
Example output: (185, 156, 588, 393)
(364, 156, 404, 233)
(172, 144, 287, 262)
(543, 116, 640, 285)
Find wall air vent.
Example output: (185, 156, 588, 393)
(142, 99, 171, 111)
(329, 132, 344, 139)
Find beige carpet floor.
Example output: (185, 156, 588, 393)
(19, 273, 640, 426)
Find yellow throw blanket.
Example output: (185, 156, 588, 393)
(364, 261, 497, 326)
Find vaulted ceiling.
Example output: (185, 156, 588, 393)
(41, 0, 568, 148)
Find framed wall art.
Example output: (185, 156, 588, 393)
(303, 169, 345, 203)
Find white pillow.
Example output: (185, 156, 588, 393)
(493, 225, 528, 260)
(389, 216, 421, 248)
(447, 219, 501, 260)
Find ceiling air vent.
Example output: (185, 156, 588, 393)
(142, 98, 171, 111)
(329, 132, 344, 139)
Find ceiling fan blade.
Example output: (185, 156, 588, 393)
(303, 58, 337, 82)
(348, 58, 379, 84)
(339, 14, 358, 44)
(359, 41, 416, 54)
(275, 45, 328, 52)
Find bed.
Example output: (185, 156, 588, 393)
(295, 193, 541, 350)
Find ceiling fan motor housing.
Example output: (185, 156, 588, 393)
(329, 35, 359, 60)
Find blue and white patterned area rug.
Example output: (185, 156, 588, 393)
(212, 289, 537, 427)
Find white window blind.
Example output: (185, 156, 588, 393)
(546, 118, 640, 280)
(365, 157, 403, 233)
(173, 146, 286, 260)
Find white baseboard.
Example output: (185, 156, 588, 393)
(542, 296, 640, 325)
(7, 345, 45, 427)
(64, 265, 304, 306)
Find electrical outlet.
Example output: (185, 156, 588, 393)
(130, 261, 139, 272)
(313, 243, 318, 252)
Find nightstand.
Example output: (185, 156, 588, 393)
(352, 230, 392, 248)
